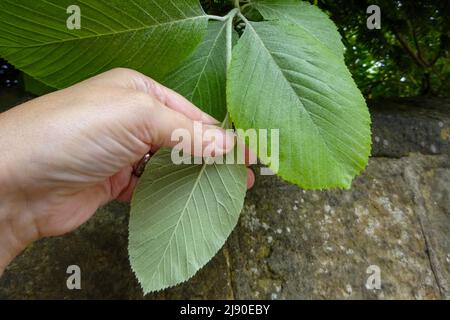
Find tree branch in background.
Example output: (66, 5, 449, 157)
(392, 29, 428, 69)
(410, 22, 427, 66)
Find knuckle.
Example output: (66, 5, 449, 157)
(128, 90, 148, 107)
(108, 67, 141, 79)
(110, 67, 131, 75)
(145, 78, 167, 105)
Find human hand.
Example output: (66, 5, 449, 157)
(0, 68, 255, 274)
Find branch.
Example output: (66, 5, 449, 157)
(234, 0, 240, 10)
(392, 29, 429, 69)
(410, 23, 427, 66)
(207, 8, 239, 22)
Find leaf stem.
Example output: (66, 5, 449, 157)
(234, 0, 241, 10)
(223, 8, 239, 127)
(207, 8, 239, 22)
(206, 8, 239, 126)
(237, 12, 250, 26)
(225, 11, 237, 69)
(207, 14, 227, 21)
(221, 113, 230, 129)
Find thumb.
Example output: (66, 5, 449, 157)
(144, 100, 236, 158)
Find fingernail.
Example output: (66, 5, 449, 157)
(205, 126, 236, 154)
(201, 113, 220, 125)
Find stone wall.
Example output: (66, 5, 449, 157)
(0, 96, 449, 299)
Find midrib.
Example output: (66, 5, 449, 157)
(6, 16, 206, 49)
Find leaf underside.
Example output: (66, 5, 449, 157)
(129, 149, 247, 293)
(251, 0, 345, 57)
(0, 0, 208, 88)
(227, 20, 371, 189)
(163, 21, 231, 120)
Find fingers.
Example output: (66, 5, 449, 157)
(106, 166, 135, 202)
(236, 139, 258, 166)
(91, 69, 256, 196)
(144, 78, 219, 124)
(116, 175, 139, 202)
(90, 68, 219, 124)
(145, 100, 236, 158)
(247, 168, 255, 189)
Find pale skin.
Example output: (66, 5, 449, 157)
(0, 68, 255, 276)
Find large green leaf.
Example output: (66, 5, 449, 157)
(23, 74, 55, 96)
(163, 21, 229, 120)
(227, 21, 371, 189)
(250, 0, 345, 57)
(0, 0, 208, 88)
(129, 149, 247, 293)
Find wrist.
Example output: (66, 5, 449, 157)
(0, 112, 40, 274)
(0, 173, 39, 276)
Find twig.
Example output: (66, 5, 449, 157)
(207, 7, 239, 22)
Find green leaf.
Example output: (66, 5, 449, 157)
(23, 74, 55, 96)
(227, 21, 371, 189)
(0, 0, 208, 88)
(163, 21, 230, 120)
(250, 0, 345, 57)
(129, 149, 247, 293)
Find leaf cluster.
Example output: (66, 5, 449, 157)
(0, 0, 371, 293)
